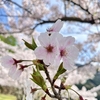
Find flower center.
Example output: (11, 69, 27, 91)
(47, 28, 53, 32)
(60, 49, 67, 57)
(46, 44, 54, 53)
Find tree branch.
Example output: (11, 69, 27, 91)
(5, 0, 32, 14)
(32, 16, 95, 31)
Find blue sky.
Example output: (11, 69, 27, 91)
(14, 0, 22, 5)
(2, 0, 99, 43)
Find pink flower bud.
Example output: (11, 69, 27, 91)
(79, 95, 84, 100)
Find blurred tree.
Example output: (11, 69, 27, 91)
(0, 0, 100, 99)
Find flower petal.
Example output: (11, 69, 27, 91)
(13, 69, 22, 80)
(64, 36, 75, 47)
(38, 33, 50, 46)
(8, 65, 17, 78)
(67, 45, 79, 60)
(9, 69, 22, 80)
(49, 19, 63, 32)
(63, 57, 74, 70)
(34, 46, 47, 60)
(0, 55, 15, 69)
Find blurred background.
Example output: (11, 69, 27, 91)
(0, 0, 100, 100)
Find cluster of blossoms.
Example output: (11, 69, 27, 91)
(0, 20, 78, 79)
(34, 19, 79, 70)
(0, 55, 27, 80)
(0, 20, 84, 100)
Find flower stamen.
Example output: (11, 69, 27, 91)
(60, 49, 67, 57)
(46, 44, 54, 53)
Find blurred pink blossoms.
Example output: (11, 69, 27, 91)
(0, 55, 25, 79)
(34, 19, 79, 70)
(0, 19, 79, 80)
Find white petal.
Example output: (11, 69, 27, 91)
(63, 57, 74, 70)
(9, 69, 22, 80)
(67, 45, 79, 60)
(50, 32, 63, 44)
(51, 19, 63, 32)
(34, 46, 47, 60)
(43, 51, 56, 65)
(13, 70, 22, 80)
(51, 55, 61, 68)
(38, 33, 49, 46)
(8, 65, 17, 78)
(0, 55, 15, 69)
(64, 36, 75, 47)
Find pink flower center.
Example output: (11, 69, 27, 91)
(19, 65, 26, 71)
(47, 28, 53, 32)
(60, 49, 67, 57)
(46, 44, 54, 53)
(9, 59, 14, 64)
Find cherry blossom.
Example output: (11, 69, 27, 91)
(0, 55, 16, 69)
(9, 64, 26, 80)
(0, 55, 25, 79)
(47, 19, 63, 32)
(34, 32, 60, 65)
(34, 19, 64, 65)
(34, 19, 79, 70)
(56, 36, 79, 70)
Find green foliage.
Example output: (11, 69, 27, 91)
(31, 68, 47, 91)
(33, 60, 44, 70)
(0, 94, 16, 100)
(65, 85, 72, 90)
(53, 62, 66, 82)
(32, 37, 37, 50)
(23, 37, 37, 50)
(0, 35, 17, 46)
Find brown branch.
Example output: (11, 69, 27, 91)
(66, 0, 91, 15)
(66, 0, 94, 21)
(43, 65, 62, 100)
(32, 16, 95, 31)
(5, 0, 32, 14)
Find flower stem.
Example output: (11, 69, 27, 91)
(43, 65, 62, 100)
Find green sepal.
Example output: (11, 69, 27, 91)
(33, 60, 44, 70)
(61, 77, 67, 84)
(53, 63, 66, 82)
(31, 68, 47, 91)
(23, 37, 37, 50)
(65, 85, 72, 90)
(32, 37, 37, 49)
(36, 63, 44, 70)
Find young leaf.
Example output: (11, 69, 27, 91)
(31, 68, 47, 91)
(32, 37, 37, 49)
(53, 62, 66, 83)
(23, 39, 33, 50)
(23, 38, 37, 50)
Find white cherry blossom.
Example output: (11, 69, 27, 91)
(56, 36, 79, 70)
(34, 32, 60, 65)
(47, 19, 63, 32)
(1, 55, 16, 69)
(0, 55, 24, 79)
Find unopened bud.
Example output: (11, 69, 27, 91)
(79, 95, 84, 100)
(41, 95, 46, 100)
(30, 87, 37, 93)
